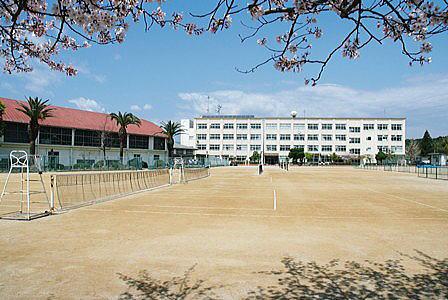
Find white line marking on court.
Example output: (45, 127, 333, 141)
(273, 189, 277, 211)
(106, 204, 273, 211)
(366, 187, 448, 213)
(80, 208, 448, 220)
(83, 208, 293, 218)
(146, 195, 270, 200)
(162, 188, 273, 192)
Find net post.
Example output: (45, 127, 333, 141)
(26, 156, 30, 220)
(178, 165, 182, 184)
(50, 175, 55, 212)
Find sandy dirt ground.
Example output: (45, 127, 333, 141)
(0, 166, 447, 299)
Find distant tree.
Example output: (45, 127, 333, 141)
(406, 140, 420, 163)
(420, 130, 434, 156)
(16, 97, 54, 155)
(160, 121, 185, 158)
(375, 151, 387, 164)
(443, 139, 448, 155)
(110, 112, 141, 163)
(304, 152, 314, 163)
(0, 101, 5, 136)
(330, 152, 342, 163)
(288, 147, 305, 164)
(96, 116, 116, 168)
(250, 151, 261, 164)
(433, 136, 448, 154)
(385, 150, 397, 164)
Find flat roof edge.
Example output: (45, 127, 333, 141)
(193, 117, 407, 120)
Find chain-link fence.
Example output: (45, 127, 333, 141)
(417, 166, 448, 180)
(356, 164, 447, 180)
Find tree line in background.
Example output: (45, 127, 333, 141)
(406, 130, 448, 162)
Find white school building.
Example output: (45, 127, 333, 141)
(180, 114, 406, 164)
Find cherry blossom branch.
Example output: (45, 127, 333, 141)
(0, 0, 446, 84)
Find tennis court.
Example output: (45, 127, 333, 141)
(0, 166, 447, 298)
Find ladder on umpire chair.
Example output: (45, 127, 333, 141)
(0, 151, 52, 220)
(171, 157, 186, 184)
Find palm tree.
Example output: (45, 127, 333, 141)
(16, 97, 54, 155)
(160, 121, 185, 158)
(109, 112, 141, 163)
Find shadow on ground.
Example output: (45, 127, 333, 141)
(118, 250, 448, 299)
(118, 265, 222, 300)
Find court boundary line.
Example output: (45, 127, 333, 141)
(366, 187, 448, 213)
(273, 190, 277, 211)
(82, 208, 292, 218)
(80, 207, 448, 220)
(105, 204, 274, 211)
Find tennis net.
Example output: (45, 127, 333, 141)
(184, 167, 210, 182)
(54, 169, 170, 210)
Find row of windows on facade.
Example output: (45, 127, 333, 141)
(196, 144, 403, 153)
(3, 122, 166, 150)
(196, 123, 403, 131)
(196, 133, 403, 142)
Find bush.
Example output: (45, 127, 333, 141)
(72, 162, 92, 170)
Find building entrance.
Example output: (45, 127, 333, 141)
(264, 154, 279, 165)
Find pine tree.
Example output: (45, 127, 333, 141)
(419, 130, 434, 156)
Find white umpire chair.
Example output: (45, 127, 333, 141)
(0, 151, 52, 220)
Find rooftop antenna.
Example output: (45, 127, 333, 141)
(216, 104, 222, 114)
(207, 96, 210, 114)
(303, 109, 306, 118)
(383, 108, 386, 117)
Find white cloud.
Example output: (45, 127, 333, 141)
(0, 82, 16, 93)
(131, 104, 152, 112)
(178, 75, 448, 137)
(16, 66, 62, 94)
(68, 97, 106, 112)
(76, 64, 106, 84)
(130, 105, 142, 111)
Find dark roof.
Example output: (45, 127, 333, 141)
(1, 97, 165, 137)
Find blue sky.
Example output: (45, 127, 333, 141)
(1, 2, 447, 138)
